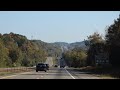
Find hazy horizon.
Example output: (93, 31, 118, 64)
(0, 11, 120, 43)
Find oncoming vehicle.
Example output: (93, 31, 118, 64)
(36, 63, 47, 72)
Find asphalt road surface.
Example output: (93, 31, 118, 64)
(0, 57, 103, 79)
(0, 67, 101, 79)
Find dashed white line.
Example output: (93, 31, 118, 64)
(65, 69, 75, 79)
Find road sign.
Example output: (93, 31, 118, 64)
(95, 53, 109, 65)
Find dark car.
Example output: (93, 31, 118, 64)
(54, 64, 58, 67)
(45, 64, 49, 70)
(36, 63, 47, 72)
(60, 65, 65, 68)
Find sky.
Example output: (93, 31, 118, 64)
(0, 11, 120, 43)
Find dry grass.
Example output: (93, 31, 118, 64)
(0, 67, 35, 76)
(70, 66, 120, 79)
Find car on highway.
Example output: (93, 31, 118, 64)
(54, 64, 58, 67)
(60, 65, 65, 68)
(36, 63, 47, 72)
(45, 64, 49, 70)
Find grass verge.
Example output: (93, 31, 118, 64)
(69, 66, 120, 79)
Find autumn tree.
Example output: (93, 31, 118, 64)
(85, 32, 105, 66)
(63, 47, 87, 68)
(105, 15, 120, 67)
(0, 38, 10, 67)
(0, 32, 48, 67)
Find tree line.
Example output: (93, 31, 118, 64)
(1, 14, 120, 68)
(63, 15, 120, 68)
(0, 32, 47, 67)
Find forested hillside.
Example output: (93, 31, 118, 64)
(31, 40, 62, 57)
(0, 32, 47, 67)
(63, 15, 120, 68)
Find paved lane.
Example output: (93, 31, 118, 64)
(0, 67, 103, 79)
(0, 68, 74, 79)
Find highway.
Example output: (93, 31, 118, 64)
(0, 67, 101, 79)
(0, 57, 103, 79)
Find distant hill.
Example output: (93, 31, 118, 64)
(31, 40, 89, 57)
(51, 42, 69, 52)
(69, 41, 88, 50)
(51, 41, 89, 52)
(51, 42, 69, 47)
(31, 40, 62, 57)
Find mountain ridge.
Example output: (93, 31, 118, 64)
(31, 40, 88, 56)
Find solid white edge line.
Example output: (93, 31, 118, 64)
(65, 69, 75, 79)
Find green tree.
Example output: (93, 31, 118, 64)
(86, 32, 105, 66)
(0, 38, 10, 67)
(63, 47, 87, 68)
(105, 15, 120, 66)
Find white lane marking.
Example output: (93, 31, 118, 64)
(65, 69, 75, 79)
(0, 72, 31, 79)
(36, 78, 39, 79)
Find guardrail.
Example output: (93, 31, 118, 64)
(0, 67, 35, 73)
